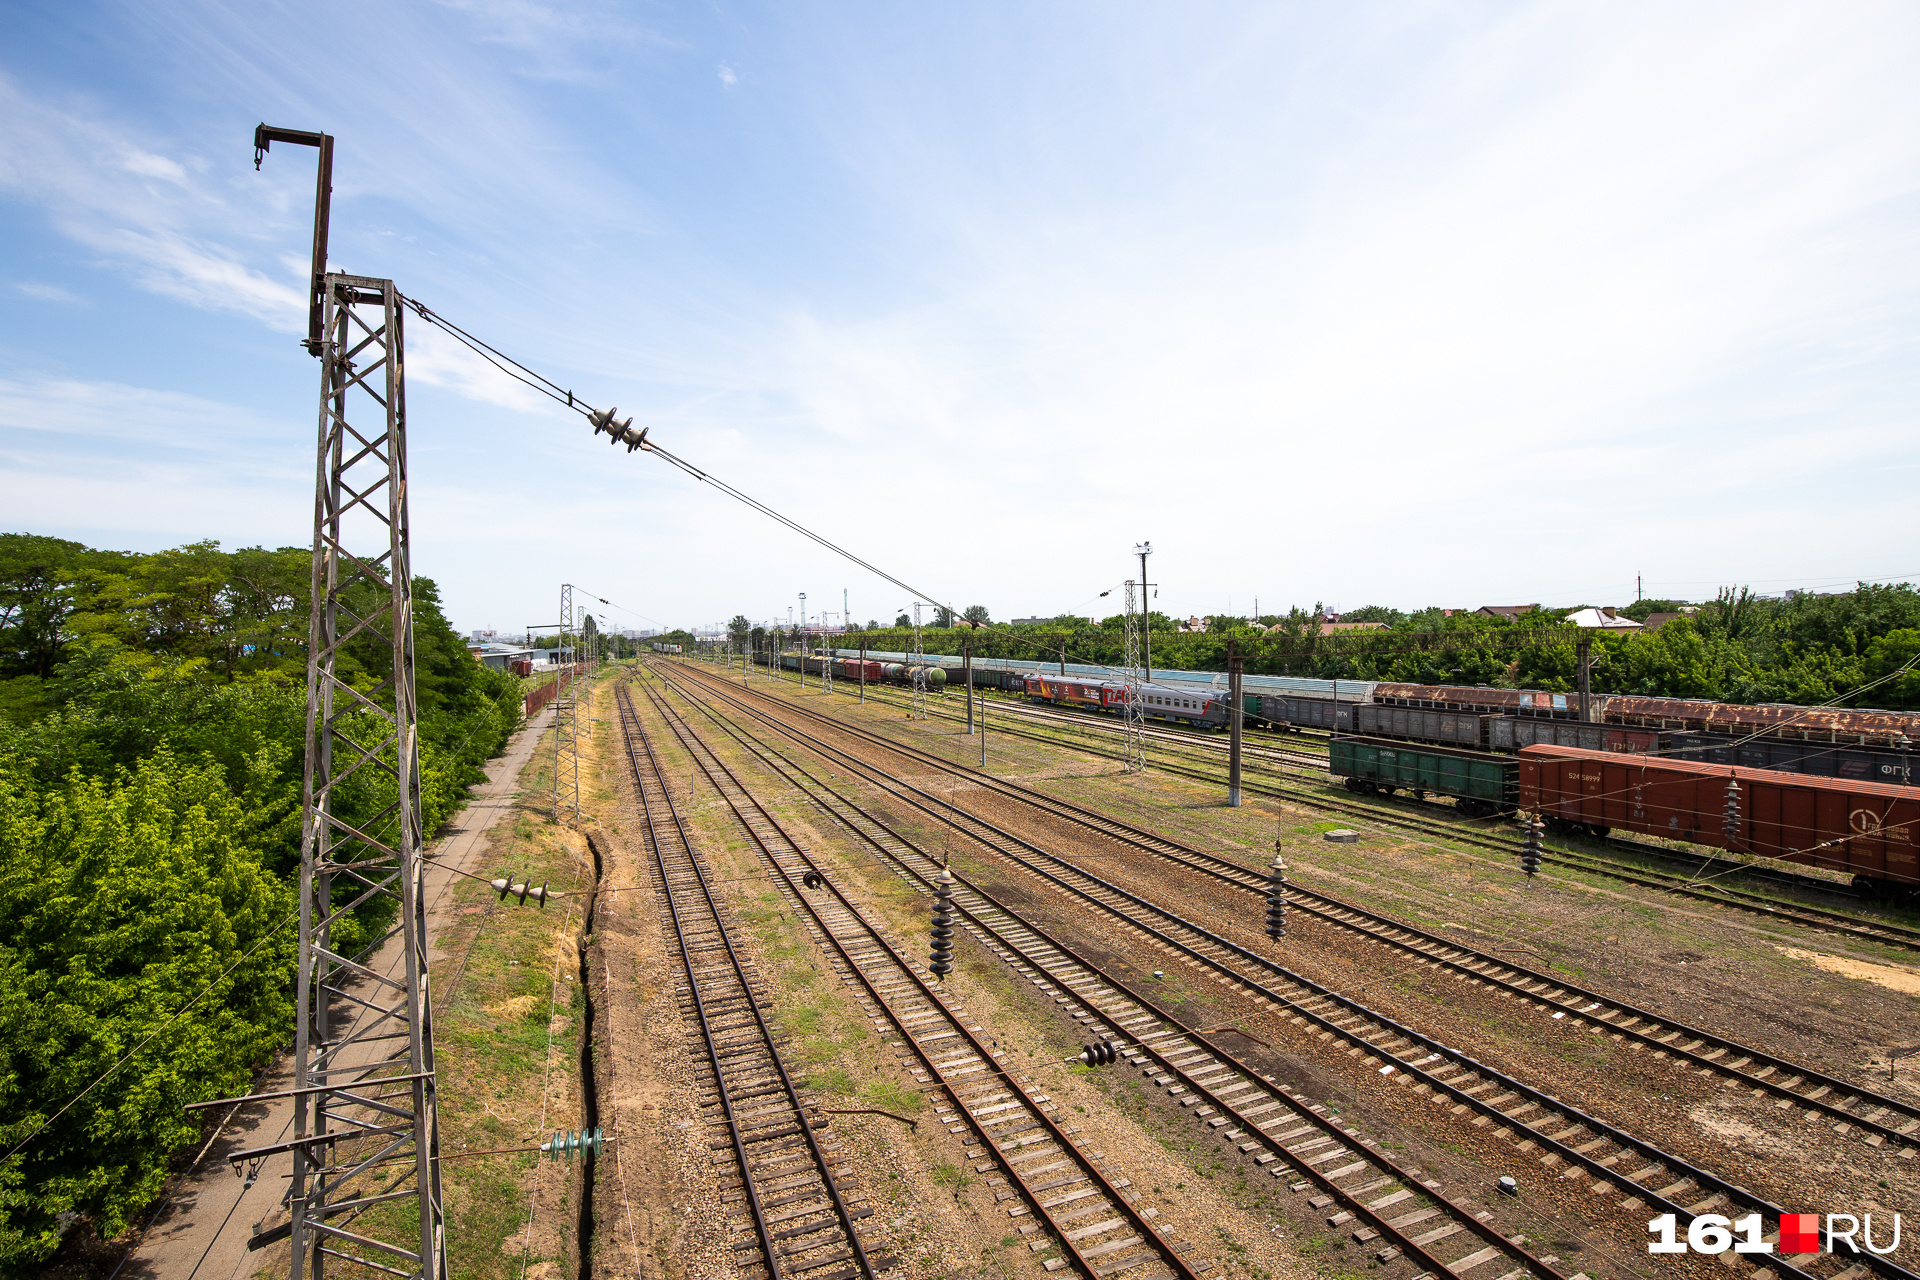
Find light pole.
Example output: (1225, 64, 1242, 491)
(799, 592, 807, 689)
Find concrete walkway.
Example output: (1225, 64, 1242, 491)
(118, 710, 555, 1280)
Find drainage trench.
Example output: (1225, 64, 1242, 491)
(574, 829, 608, 1275)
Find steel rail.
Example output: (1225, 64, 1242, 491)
(637, 677, 1200, 1280)
(723, 664, 1920, 950)
(658, 672, 1572, 1280)
(614, 684, 881, 1280)
(659, 662, 1918, 1280)
(703, 688, 1920, 1151)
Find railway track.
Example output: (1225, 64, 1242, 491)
(674, 663, 1920, 1147)
(758, 665, 1920, 948)
(615, 683, 894, 1280)
(657, 662, 1920, 1280)
(657, 674, 1581, 1280)
(632, 678, 1206, 1280)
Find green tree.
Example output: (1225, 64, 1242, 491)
(0, 751, 299, 1273)
(962, 605, 990, 626)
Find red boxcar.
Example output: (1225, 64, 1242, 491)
(1518, 745, 1919, 893)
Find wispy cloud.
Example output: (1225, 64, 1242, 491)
(718, 63, 738, 88)
(14, 281, 86, 304)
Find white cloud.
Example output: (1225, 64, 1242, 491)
(718, 63, 738, 88)
(14, 282, 86, 304)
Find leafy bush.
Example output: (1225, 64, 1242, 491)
(0, 752, 298, 1273)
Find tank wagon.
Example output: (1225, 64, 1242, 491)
(1519, 744, 1918, 897)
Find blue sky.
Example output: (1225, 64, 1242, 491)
(2, 2, 1917, 635)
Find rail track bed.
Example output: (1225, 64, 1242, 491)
(659, 661, 1920, 1280)
(616, 683, 896, 1280)
(633, 676, 1210, 1280)
(759, 665, 1920, 949)
(679, 665, 1920, 1150)
(658, 673, 1582, 1280)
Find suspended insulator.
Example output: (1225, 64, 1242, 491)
(492, 876, 550, 908)
(1722, 775, 1741, 846)
(1078, 1040, 1119, 1066)
(540, 1128, 604, 1162)
(929, 865, 956, 980)
(588, 406, 650, 452)
(1521, 816, 1543, 884)
(1265, 850, 1289, 942)
(802, 870, 823, 891)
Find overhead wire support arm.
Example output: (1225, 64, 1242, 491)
(252, 124, 333, 357)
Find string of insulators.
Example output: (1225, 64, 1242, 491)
(540, 1128, 604, 1162)
(929, 865, 955, 981)
(589, 406, 650, 452)
(1521, 815, 1544, 884)
(1265, 850, 1288, 941)
(1078, 1040, 1119, 1066)
(490, 875, 550, 907)
(1722, 775, 1741, 847)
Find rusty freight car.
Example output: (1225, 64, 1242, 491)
(1518, 744, 1919, 896)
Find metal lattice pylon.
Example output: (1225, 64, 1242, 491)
(554, 583, 580, 825)
(911, 602, 928, 720)
(292, 272, 445, 1280)
(1120, 580, 1146, 772)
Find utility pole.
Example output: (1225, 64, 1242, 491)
(911, 603, 928, 720)
(1135, 541, 1154, 681)
(555, 584, 579, 822)
(798, 593, 807, 690)
(965, 639, 975, 735)
(1577, 636, 1594, 723)
(259, 121, 446, 1280)
(1228, 642, 1244, 807)
(859, 641, 866, 705)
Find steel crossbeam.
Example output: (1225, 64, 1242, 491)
(292, 272, 444, 1280)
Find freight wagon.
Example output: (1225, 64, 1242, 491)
(1250, 688, 1373, 732)
(1329, 737, 1517, 818)
(1518, 745, 1920, 896)
(1659, 731, 1915, 786)
(1354, 704, 1490, 749)
(1486, 717, 1661, 754)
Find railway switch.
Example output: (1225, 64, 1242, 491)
(929, 865, 956, 980)
(1265, 852, 1289, 941)
(1078, 1040, 1120, 1066)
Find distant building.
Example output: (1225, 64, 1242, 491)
(1640, 608, 1700, 631)
(1476, 604, 1540, 621)
(1563, 607, 1643, 631)
(1317, 621, 1389, 632)
(467, 643, 542, 671)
